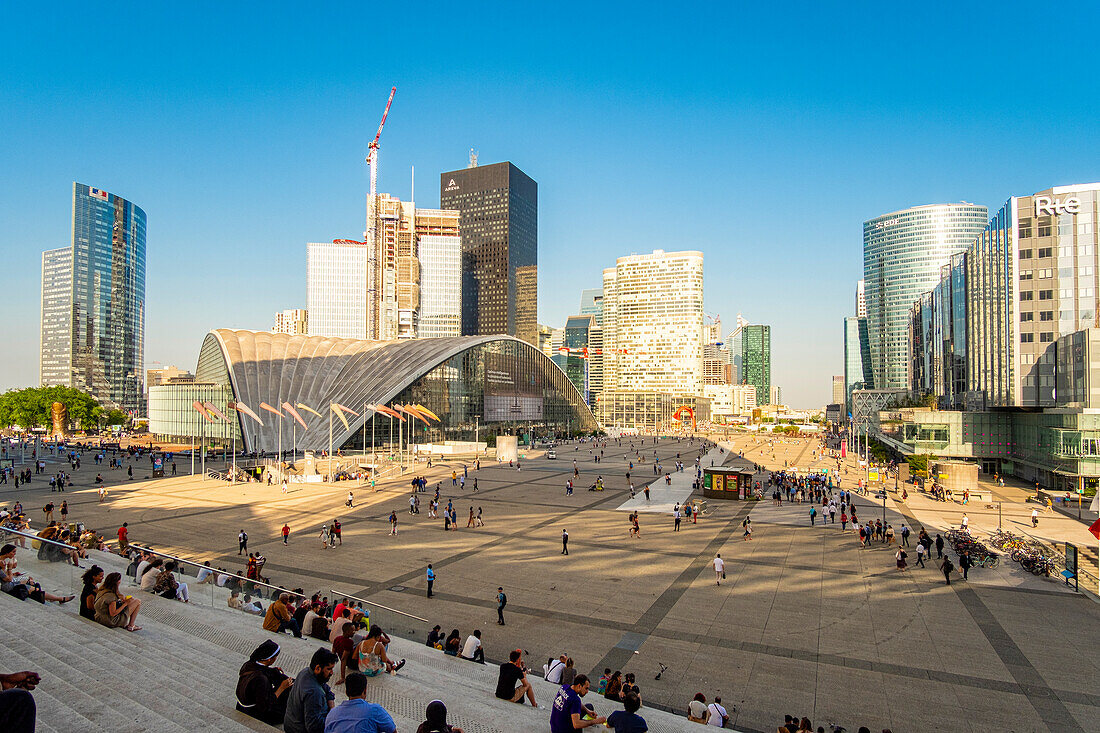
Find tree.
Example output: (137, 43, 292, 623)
(103, 409, 129, 428)
(0, 386, 103, 431)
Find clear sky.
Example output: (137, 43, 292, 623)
(2, 2, 1098, 408)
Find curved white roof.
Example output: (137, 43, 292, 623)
(196, 329, 594, 452)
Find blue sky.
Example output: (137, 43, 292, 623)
(2, 2, 1098, 407)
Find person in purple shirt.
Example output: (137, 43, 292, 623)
(323, 672, 395, 733)
(550, 675, 606, 732)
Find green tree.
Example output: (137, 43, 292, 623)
(103, 409, 129, 427)
(0, 386, 103, 431)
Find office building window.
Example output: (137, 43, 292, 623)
(1020, 311, 1033, 321)
(1019, 248, 1032, 259)
(1040, 311, 1053, 321)
(1038, 247, 1052, 258)
(1040, 332, 1054, 342)
(1019, 270, 1032, 281)
(1038, 290, 1053, 300)
(1021, 333, 1034, 342)
(1020, 291, 1034, 301)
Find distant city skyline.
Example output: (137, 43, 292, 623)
(3, 4, 1099, 408)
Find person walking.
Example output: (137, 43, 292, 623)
(281, 524, 290, 545)
(742, 518, 753, 541)
(1031, 507, 1039, 527)
(915, 541, 927, 568)
(476, 507, 484, 527)
(496, 587, 507, 625)
(901, 525, 910, 547)
(896, 547, 908, 572)
(940, 555, 955, 584)
(238, 529, 248, 555)
(468, 507, 475, 528)
(332, 518, 342, 545)
(389, 511, 398, 536)
(426, 564, 435, 598)
(935, 534, 945, 558)
(713, 553, 725, 585)
(644, 485, 650, 501)
(959, 550, 972, 580)
(561, 528, 569, 555)
(673, 507, 682, 532)
(809, 506, 817, 526)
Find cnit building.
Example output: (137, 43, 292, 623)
(900, 183, 1100, 492)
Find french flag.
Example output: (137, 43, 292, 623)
(89, 187, 108, 200)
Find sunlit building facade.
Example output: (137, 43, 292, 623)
(864, 203, 988, 390)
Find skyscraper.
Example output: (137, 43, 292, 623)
(307, 241, 368, 339)
(440, 161, 538, 345)
(579, 288, 603, 325)
(601, 250, 704, 395)
(727, 313, 750, 384)
(308, 198, 459, 340)
(740, 325, 771, 406)
(40, 247, 72, 388)
(562, 314, 598, 406)
(855, 279, 866, 317)
(40, 183, 146, 415)
(416, 209, 462, 338)
(864, 203, 987, 390)
(843, 316, 873, 413)
(832, 375, 845, 404)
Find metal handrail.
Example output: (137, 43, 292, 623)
(0, 525, 85, 552)
(330, 587, 428, 623)
(129, 543, 306, 600)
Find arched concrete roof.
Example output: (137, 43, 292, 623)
(196, 329, 594, 452)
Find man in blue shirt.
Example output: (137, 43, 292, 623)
(323, 672, 396, 733)
(426, 564, 434, 598)
(550, 675, 606, 732)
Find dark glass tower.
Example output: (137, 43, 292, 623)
(440, 162, 537, 345)
(40, 183, 146, 415)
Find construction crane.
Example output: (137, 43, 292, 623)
(365, 86, 396, 338)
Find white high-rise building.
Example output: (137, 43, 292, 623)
(308, 241, 368, 339)
(272, 309, 308, 335)
(855, 279, 866, 318)
(308, 198, 460, 340)
(601, 249, 704, 395)
(418, 232, 462, 338)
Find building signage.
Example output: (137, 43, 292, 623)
(874, 218, 900, 230)
(444, 178, 460, 192)
(1034, 196, 1080, 217)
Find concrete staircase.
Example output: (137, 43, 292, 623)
(6, 544, 701, 732)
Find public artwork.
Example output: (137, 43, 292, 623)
(50, 401, 68, 440)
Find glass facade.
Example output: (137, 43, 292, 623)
(440, 162, 538, 345)
(417, 234, 462, 338)
(740, 325, 771, 406)
(864, 203, 988, 390)
(147, 383, 239, 445)
(45, 183, 147, 415)
(345, 338, 596, 448)
(899, 408, 1100, 491)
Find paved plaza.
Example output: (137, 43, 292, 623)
(4, 433, 1100, 732)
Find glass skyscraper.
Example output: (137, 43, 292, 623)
(740, 324, 771, 406)
(40, 183, 146, 414)
(440, 162, 538, 345)
(843, 316, 873, 413)
(864, 203, 988, 390)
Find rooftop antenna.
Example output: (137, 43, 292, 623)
(468, 148, 478, 168)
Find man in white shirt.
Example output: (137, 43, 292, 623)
(460, 629, 484, 663)
(195, 561, 215, 584)
(544, 654, 567, 683)
(706, 696, 728, 727)
(712, 554, 725, 585)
